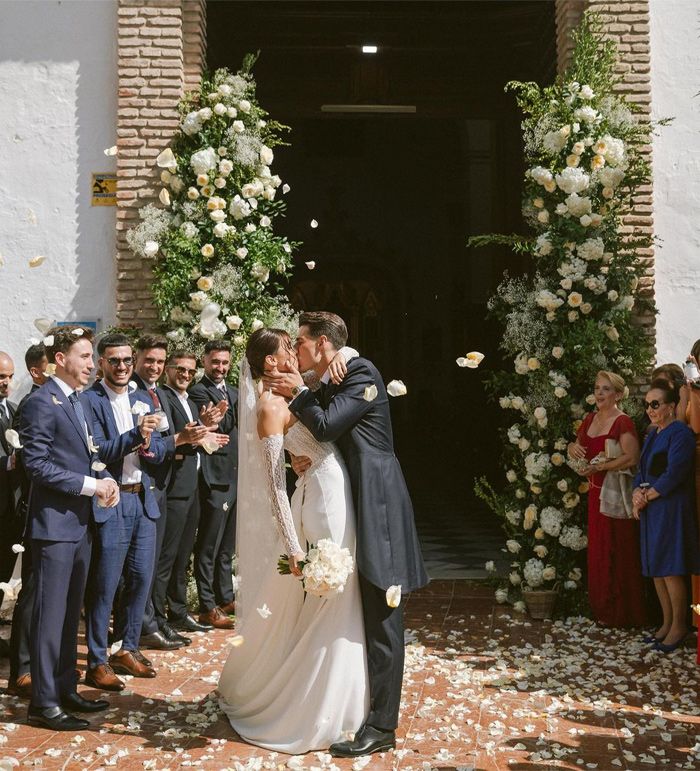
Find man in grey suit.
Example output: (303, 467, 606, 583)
(268, 311, 428, 758)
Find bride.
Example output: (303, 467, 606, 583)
(218, 328, 368, 753)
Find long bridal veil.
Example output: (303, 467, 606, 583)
(233, 357, 279, 630)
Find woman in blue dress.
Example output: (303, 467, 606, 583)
(633, 379, 700, 652)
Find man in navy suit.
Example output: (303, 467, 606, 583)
(83, 334, 165, 692)
(8, 343, 49, 698)
(19, 326, 118, 731)
(0, 351, 21, 593)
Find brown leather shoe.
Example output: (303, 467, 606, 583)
(198, 607, 235, 629)
(109, 649, 156, 678)
(7, 672, 32, 698)
(219, 600, 236, 616)
(85, 663, 125, 692)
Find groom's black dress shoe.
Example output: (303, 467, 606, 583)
(160, 622, 191, 646)
(170, 614, 212, 633)
(61, 692, 110, 713)
(329, 724, 396, 757)
(140, 630, 184, 651)
(27, 705, 89, 731)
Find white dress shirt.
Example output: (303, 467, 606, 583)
(50, 374, 96, 497)
(168, 387, 200, 469)
(0, 398, 10, 422)
(102, 383, 142, 485)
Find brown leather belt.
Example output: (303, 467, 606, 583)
(119, 483, 144, 494)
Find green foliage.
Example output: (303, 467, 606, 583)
(470, 12, 658, 615)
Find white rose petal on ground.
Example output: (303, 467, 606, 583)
(363, 384, 378, 402)
(257, 604, 272, 619)
(386, 585, 402, 608)
(28, 255, 45, 268)
(33, 318, 52, 335)
(386, 379, 408, 397)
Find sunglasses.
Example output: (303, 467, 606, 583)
(167, 365, 197, 377)
(105, 357, 134, 368)
(643, 399, 666, 410)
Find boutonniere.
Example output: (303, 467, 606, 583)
(4, 429, 22, 450)
(51, 395, 63, 406)
(131, 400, 151, 416)
(91, 460, 106, 472)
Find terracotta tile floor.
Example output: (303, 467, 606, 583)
(0, 581, 698, 770)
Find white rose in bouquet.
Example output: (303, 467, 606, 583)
(539, 506, 564, 537)
(250, 263, 270, 283)
(523, 558, 545, 588)
(555, 167, 590, 194)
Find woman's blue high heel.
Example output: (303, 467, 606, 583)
(653, 631, 689, 653)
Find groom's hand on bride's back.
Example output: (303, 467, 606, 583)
(289, 452, 312, 476)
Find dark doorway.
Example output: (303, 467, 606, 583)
(208, 1, 556, 575)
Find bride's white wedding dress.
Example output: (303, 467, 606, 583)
(218, 390, 368, 753)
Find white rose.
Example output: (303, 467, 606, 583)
(201, 244, 214, 259)
(509, 571, 522, 586)
(214, 177, 226, 189)
(232, 120, 245, 133)
(606, 326, 620, 342)
(568, 311, 579, 322)
(533, 406, 547, 420)
(511, 396, 525, 410)
(506, 469, 517, 483)
(226, 106, 238, 118)
(607, 290, 619, 302)
(190, 147, 218, 175)
(250, 319, 264, 332)
(518, 438, 530, 451)
(213, 102, 227, 116)
(259, 215, 272, 228)
(506, 540, 521, 554)
(495, 588, 508, 604)
(143, 241, 159, 258)
(197, 173, 209, 186)
(218, 83, 232, 97)
(580, 84, 594, 100)
(260, 146, 274, 165)
(181, 222, 197, 238)
(580, 214, 592, 227)
(226, 315, 243, 330)
(554, 386, 567, 399)
(213, 223, 229, 238)
(557, 480, 568, 492)
(209, 209, 225, 223)
(534, 545, 548, 558)
(219, 159, 234, 175)
(537, 210, 549, 224)
(523, 505, 537, 530)
(542, 567, 556, 581)
(580, 302, 593, 315)
(551, 452, 565, 466)
(242, 180, 265, 199)
(527, 357, 540, 371)
(250, 263, 270, 283)
(568, 289, 584, 305)
(552, 346, 564, 359)
(187, 187, 200, 200)
(198, 107, 212, 121)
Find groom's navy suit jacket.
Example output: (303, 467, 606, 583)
(290, 356, 428, 593)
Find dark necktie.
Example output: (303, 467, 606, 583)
(68, 392, 88, 439)
(149, 387, 162, 409)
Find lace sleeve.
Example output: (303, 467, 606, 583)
(261, 434, 303, 556)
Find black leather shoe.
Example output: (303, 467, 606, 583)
(140, 630, 184, 650)
(27, 705, 90, 731)
(329, 724, 396, 757)
(170, 614, 212, 633)
(61, 692, 109, 713)
(160, 622, 191, 645)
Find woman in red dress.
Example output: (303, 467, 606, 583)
(568, 371, 647, 627)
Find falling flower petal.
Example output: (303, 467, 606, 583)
(456, 357, 469, 367)
(33, 318, 52, 335)
(104, 145, 117, 156)
(159, 188, 171, 206)
(386, 379, 407, 397)
(310, 219, 318, 228)
(71, 328, 84, 336)
(43, 335, 54, 347)
(257, 604, 272, 619)
(130, 400, 151, 416)
(282, 183, 291, 194)
(11, 543, 24, 554)
(305, 261, 316, 270)
(156, 147, 177, 170)
(4, 429, 22, 449)
(363, 384, 378, 402)
(386, 585, 402, 608)
(466, 351, 485, 365)
(28, 255, 45, 268)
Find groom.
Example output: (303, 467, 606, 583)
(268, 311, 428, 757)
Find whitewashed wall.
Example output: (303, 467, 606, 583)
(0, 0, 117, 398)
(650, 0, 700, 366)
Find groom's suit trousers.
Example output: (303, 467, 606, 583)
(359, 572, 404, 731)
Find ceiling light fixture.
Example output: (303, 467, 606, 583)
(362, 45, 378, 54)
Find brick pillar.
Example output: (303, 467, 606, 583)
(115, 0, 206, 327)
(555, 0, 656, 367)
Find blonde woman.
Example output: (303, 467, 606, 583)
(568, 371, 646, 627)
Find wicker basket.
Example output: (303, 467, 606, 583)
(523, 588, 558, 620)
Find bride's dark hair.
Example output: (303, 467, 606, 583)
(246, 328, 291, 379)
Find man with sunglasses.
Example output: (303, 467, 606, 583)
(83, 334, 166, 692)
(155, 351, 228, 636)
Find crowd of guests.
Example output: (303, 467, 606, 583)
(568, 357, 700, 664)
(0, 326, 238, 730)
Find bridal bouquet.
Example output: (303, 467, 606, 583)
(278, 539, 354, 598)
